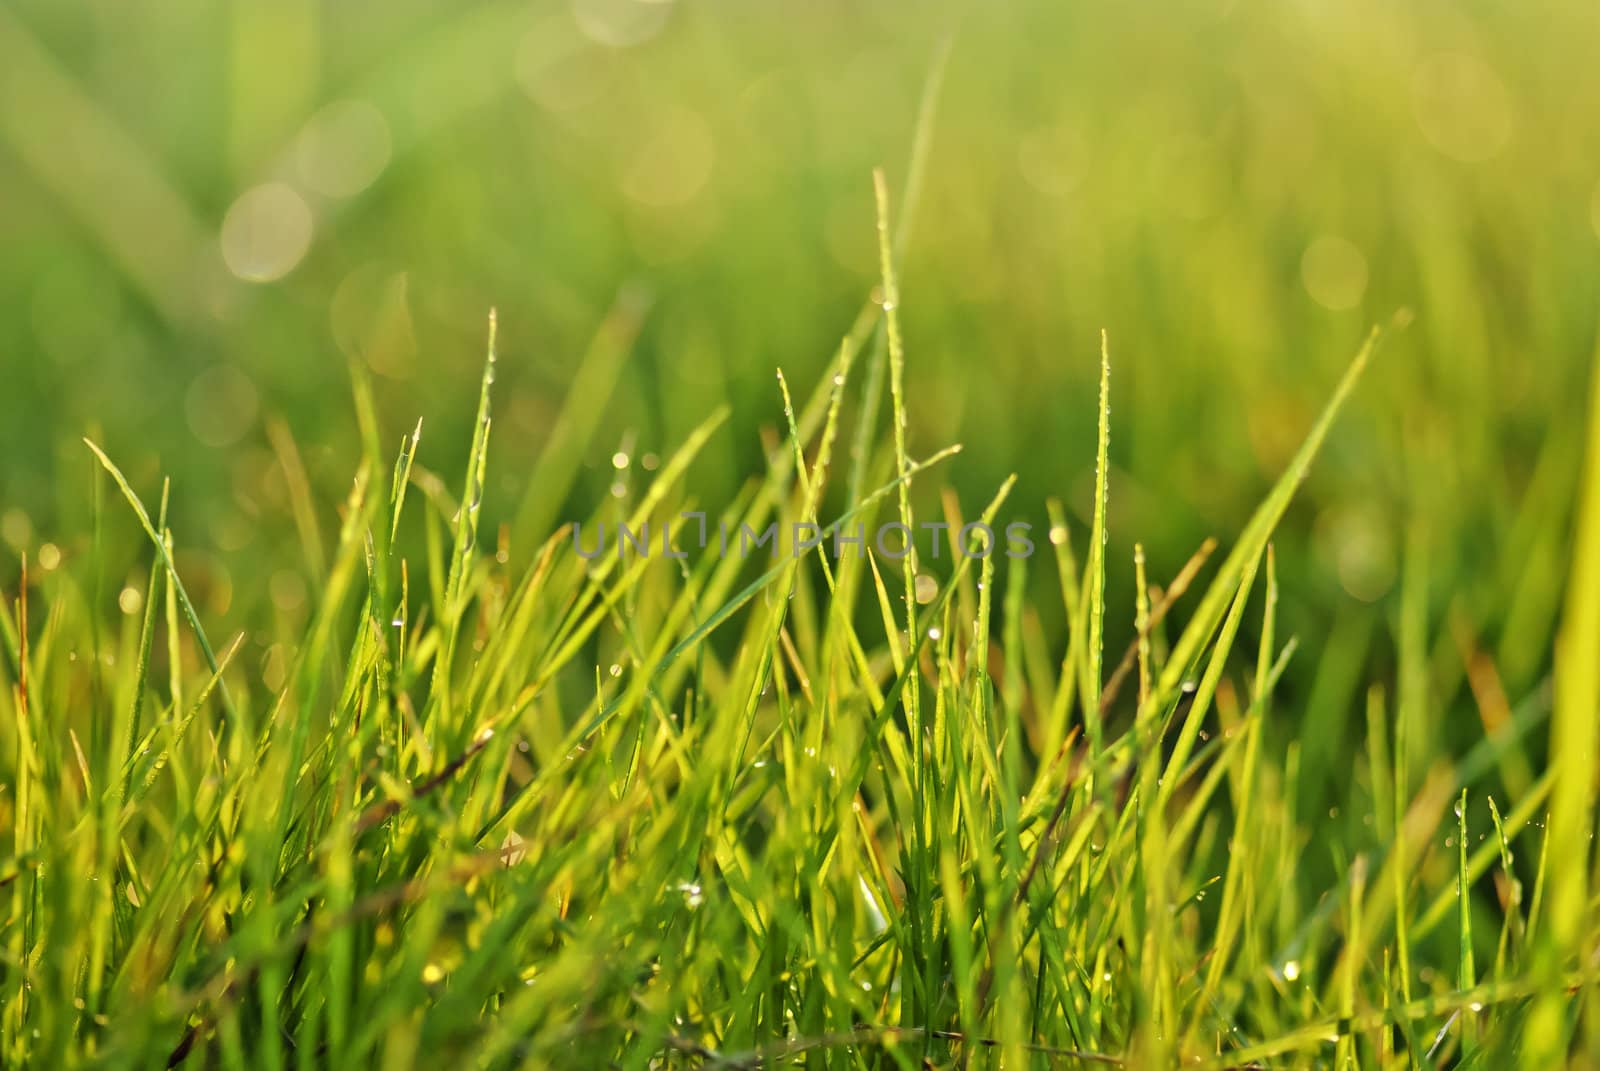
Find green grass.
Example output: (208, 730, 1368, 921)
(3, 3, 1600, 1067)
(5, 179, 1600, 1065)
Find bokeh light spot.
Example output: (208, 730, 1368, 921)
(270, 569, 308, 613)
(622, 107, 715, 207)
(262, 643, 289, 693)
(517, 34, 611, 115)
(296, 100, 392, 199)
(1315, 503, 1397, 603)
(185, 365, 260, 448)
(220, 182, 314, 282)
(1412, 53, 1511, 163)
(1301, 235, 1368, 311)
(572, 0, 673, 48)
(1, 510, 33, 550)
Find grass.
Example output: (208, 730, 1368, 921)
(3, 4, 1600, 1067)
(4, 164, 1599, 1067)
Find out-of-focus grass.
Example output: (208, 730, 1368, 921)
(2, 3, 1595, 652)
(2, 1, 1600, 1065)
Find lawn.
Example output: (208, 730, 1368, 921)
(2, 2, 1600, 1067)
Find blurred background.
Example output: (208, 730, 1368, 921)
(1, 0, 1597, 813)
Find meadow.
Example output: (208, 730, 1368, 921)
(3, 1, 1600, 1067)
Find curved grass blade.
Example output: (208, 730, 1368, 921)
(83, 439, 239, 732)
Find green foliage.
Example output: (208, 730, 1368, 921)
(2, 248, 1596, 1066)
(2, 3, 1600, 1067)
